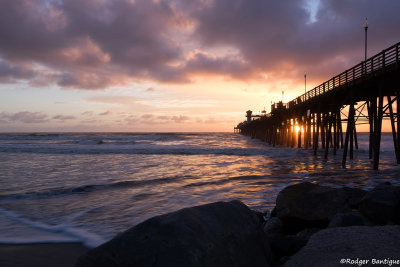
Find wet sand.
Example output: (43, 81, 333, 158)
(0, 242, 89, 267)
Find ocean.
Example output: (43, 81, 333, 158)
(1, 132, 400, 248)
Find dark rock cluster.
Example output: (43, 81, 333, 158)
(265, 181, 400, 266)
(77, 181, 400, 267)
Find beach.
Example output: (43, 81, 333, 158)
(0, 243, 88, 267)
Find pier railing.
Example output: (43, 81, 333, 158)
(289, 41, 400, 107)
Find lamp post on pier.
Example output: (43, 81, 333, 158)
(304, 72, 307, 94)
(364, 18, 368, 61)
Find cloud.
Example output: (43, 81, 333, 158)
(135, 113, 191, 124)
(86, 95, 138, 105)
(82, 110, 94, 116)
(53, 115, 75, 121)
(0, 111, 49, 123)
(99, 110, 113, 116)
(0, 0, 400, 90)
(141, 114, 154, 119)
(183, 50, 254, 80)
(189, 0, 400, 81)
(0, 0, 183, 89)
(171, 115, 190, 123)
(0, 60, 36, 83)
(56, 72, 116, 90)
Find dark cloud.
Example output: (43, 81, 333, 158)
(190, 0, 400, 80)
(0, 60, 36, 82)
(184, 51, 254, 80)
(0, 0, 183, 89)
(0, 0, 399, 89)
(56, 72, 114, 89)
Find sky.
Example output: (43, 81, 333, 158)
(1, 0, 400, 132)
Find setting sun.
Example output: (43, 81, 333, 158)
(294, 125, 301, 133)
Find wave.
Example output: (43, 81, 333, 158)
(0, 208, 105, 247)
(0, 145, 269, 156)
(0, 132, 185, 142)
(183, 175, 274, 188)
(0, 175, 192, 201)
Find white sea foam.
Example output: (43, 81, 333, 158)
(0, 208, 105, 248)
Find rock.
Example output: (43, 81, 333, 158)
(275, 182, 351, 232)
(359, 182, 400, 225)
(264, 217, 283, 234)
(328, 211, 366, 228)
(268, 233, 307, 260)
(263, 209, 271, 221)
(338, 187, 367, 208)
(252, 210, 266, 223)
(295, 228, 320, 241)
(270, 206, 277, 217)
(76, 200, 274, 267)
(267, 228, 319, 261)
(284, 226, 400, 267)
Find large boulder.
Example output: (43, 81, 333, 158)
(267, 233, 307, 260)
(76, 200, 274, 267)
(359, 182, 400, 225)
(338, 186, 366, 208)
(284, 226, 400, 267)
(328, 211, 366, 228)
(275, 182, 354, 232)
(264, 217, 283, 234)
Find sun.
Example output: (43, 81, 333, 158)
(294, 125, 300, 133)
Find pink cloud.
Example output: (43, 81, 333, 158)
(141, 114, 154, 119)
(82, 110, 94, 116)
(0, 111, 49, 123)
(53, 115, 76, 121)
(99, 110, 113, 116)
(171, 115, 190, 123)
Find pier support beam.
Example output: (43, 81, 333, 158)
(325, 112, 332, 159)
(297, 117, 302, 148)
(342, 104, 355, 168)
(388, 95, 400, 163)
(368, 98, 376, 159)
(314, 113, 321, 155)
(373, 91, 384, 170)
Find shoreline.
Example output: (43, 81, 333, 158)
(3, 181, 400, 266)
(0, 242, 89, 267)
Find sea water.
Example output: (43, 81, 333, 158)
(0, 132, 399, 247)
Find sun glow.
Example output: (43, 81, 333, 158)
(294, 125, 300, 133)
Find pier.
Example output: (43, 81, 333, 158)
(236, 41, 400, 169)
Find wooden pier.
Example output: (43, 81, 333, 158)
(236, 41, 400, 169)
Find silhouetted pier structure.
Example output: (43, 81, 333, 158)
(236, 41, 400, 169)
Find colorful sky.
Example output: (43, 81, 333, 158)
(1, 0, 400, 132)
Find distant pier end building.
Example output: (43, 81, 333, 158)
(235, 109, 267, 133)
